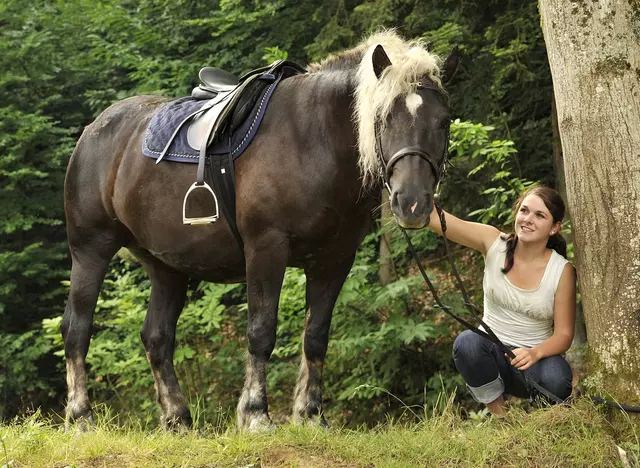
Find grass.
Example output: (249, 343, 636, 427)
(1, 399, 637, 467)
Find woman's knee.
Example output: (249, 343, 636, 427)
(453, 330, 491, 361)
(535, 356, 573, 401)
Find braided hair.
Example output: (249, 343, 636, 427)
(501, 186, 567, 274)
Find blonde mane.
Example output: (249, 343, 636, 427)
(354, 31, 441, 186)
(308, 31, 442, 187)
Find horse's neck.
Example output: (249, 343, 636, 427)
(302, 72, 358, 153)
(274, 73, 372, 201)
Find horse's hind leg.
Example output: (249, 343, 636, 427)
(293, 255, 355, 426)
(61, 231, 122, 429)
(134, 250, 191, 429)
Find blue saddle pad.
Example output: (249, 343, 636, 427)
(142, 78, 280, 163)
(143, 97, 209, 163)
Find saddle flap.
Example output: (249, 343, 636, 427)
(187, 88, 238, 150)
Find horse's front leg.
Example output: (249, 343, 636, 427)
(237, 234, 289, 431)
(293, 255, 355, 426)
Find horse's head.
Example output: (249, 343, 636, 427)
(370, 45, 460, 229)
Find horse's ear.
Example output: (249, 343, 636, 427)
(372, 45, 392, 79)
(441, 46, 461, 86)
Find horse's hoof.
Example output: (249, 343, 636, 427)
(293, 413, 329, 430)
(244, 414, 275, 433)
(163, 411, 193, 433)
(65, 413, 95, 433)
(317, 416, 329, 429)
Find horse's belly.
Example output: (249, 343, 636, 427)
(152, 250, 247, 283)
(287, 209, 374, 269)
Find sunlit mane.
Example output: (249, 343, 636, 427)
(308, 31, 442, 187)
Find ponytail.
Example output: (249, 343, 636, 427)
(500, 232, 567, 274)
(500, 185, 568, 274)
(547, 232, 567, 258)
(500, 233, 517, 274)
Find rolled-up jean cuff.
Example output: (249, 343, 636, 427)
(467, 375, 505, 404)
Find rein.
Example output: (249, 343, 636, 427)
(406, 203, 640, 411)
(400, 210, 565, 405)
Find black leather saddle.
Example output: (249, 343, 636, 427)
(191, 67, 240, 99)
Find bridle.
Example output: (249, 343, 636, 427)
(374, 82, 449, 195)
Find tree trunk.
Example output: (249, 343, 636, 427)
(539, 0, 640, 404)
(379, 188, 397, 286)
(552, 91, 587, 375)
(551, 90, 567, 201)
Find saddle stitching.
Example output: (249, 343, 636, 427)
(143, 134, 199, 159)
(231, 80, 278, 157)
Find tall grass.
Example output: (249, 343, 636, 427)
(1, 398, 636, 467)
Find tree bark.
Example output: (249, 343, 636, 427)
(379, 189, 397, 286)
(539, 0, 640, 403)
(552, 91, 587, 374)
(551, 90, 567, 201)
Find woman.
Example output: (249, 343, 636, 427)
(428, 186, 576, 416)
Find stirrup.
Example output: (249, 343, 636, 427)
(182, 182, 219, 225)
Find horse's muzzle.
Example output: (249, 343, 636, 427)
(390, 190, 433, 229)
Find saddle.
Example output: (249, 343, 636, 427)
(143, 60, 307, 250)
(191, 67, 239, 99)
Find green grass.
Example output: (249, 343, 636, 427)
(1, 400, 637, 467)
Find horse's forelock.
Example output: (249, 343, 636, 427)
(353, 31, 442, 187)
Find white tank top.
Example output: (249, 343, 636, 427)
(482, 235, 569, 348)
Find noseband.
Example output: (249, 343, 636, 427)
(382, 145, 446, 185)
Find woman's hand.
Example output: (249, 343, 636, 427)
(507, 347, 541, 370)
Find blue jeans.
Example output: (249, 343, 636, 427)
(452, 330, 572, 404)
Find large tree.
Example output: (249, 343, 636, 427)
(539, 0, 640, 403)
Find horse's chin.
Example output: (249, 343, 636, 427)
(395, 217, 428, 230)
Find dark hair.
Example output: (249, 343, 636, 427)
(501, 186, 567, 274)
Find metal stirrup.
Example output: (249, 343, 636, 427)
(182, 181, 219, 225)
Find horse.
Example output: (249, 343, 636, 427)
(61, 31, 459, 431)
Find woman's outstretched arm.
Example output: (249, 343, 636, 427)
(428, 208, 501, 256)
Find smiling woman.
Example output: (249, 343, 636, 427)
(427, 185, 576, 416)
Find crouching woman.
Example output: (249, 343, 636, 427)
(429, 186, 576, 416)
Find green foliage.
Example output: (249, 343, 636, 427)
(262, 46, 289, 63)
(449, 119, 535, 225)
(0, 331, 56, 419)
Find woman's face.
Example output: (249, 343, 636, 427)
(514, 194, 560, 243)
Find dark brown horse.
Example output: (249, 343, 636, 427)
(62, 31, 459, 431)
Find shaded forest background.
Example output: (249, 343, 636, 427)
(0, 0, 563, 426)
